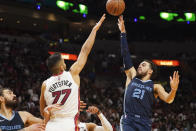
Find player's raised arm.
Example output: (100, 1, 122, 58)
(86, 106, 113, 131)
(154, 71, 180, 104)
(117, 15, 136, 87)
(70, 14, 106, 76)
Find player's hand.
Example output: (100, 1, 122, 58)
(80, 101, 87, 111)
(43, 104, 62, 125)
(170, 71, 180, 91)
(118, 15, 126, 33)
(44, 104, 62, 115)
(86, 106, 101, 115)
(93, 14, 106, 31)
(26, 123, 45, 131)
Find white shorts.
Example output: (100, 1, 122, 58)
(45, 117, 78, 131)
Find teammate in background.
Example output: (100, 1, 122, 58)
(78, 105, 113, 131)
(40, 14, 106, 131)
(117, 16, 180, 131)
(0, 88, 44, 131)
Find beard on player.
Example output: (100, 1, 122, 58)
(136, 68, 148, 79)
(5, 96, 17, 109)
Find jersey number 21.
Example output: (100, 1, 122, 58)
(132, 88, 145, 100)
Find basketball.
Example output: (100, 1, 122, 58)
(106, 0, 125, 16)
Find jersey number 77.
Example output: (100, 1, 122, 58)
(52, 89, 71, 105)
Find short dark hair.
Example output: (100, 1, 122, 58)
(0, 88, 10, 97)
(46, 53, 62, 74)
(143, 59, 157, 79)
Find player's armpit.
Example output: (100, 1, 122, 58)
(125, 67, 136, 88)
(154, 84, 176, 104)
(40, 82, 47, 117)
(124, 67, 136, 80)
(125, 77, 131, 88)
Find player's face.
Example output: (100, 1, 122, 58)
(2, 89, 17, 108)
(137, 61, 151, 78)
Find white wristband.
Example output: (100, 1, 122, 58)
(97, 113, 113, 131)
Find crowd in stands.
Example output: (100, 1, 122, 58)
(0, 34, 196, 131)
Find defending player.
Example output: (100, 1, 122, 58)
(40, 14, 106, 131)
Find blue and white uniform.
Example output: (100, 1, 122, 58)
(120, 77, 155, 131)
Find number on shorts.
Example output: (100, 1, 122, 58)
(52, 89, 71, 105)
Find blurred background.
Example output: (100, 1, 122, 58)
(0, 0, 196, 130)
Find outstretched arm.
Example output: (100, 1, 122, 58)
(70, 14, 106, 76)
(154, 71, 180, 104)
(18, 111, 44, 131)
(19, 111, 43, 125)
(86, 106, 113, 131)
(118, 16, 136, 87)
(18, 124, 45, 131)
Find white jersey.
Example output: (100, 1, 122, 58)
(44, 71, 79, 118)
(78, 122, 88, 131)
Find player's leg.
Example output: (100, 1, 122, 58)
(120, 123, 135, 131)
(120, 116, 135, 131)
(134, 119, 151, 131)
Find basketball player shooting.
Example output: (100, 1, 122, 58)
(39, 14, 106, 131)
(117, 16, 180, 131)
